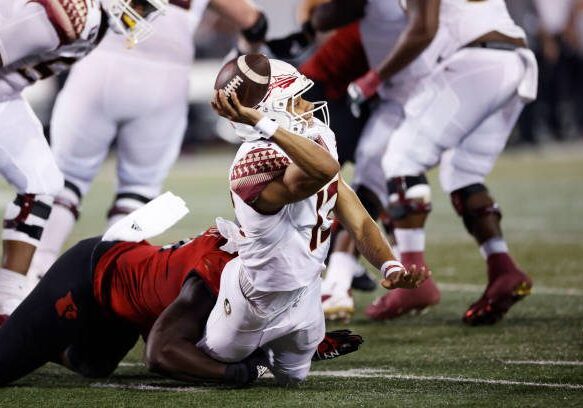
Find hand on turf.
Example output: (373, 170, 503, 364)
(211, 90, 262, 127)
(381, 263, 431, 290)
(312, 330, 364, 361)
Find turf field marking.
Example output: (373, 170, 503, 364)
(118, 362, 143, 367)
(91, 382, 207, 392)
(308, 369, 583, 390)
(439, 283, 583, 296)
(502, 360, 583, 366)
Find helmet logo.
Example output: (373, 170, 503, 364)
(261, 74, 298, 102)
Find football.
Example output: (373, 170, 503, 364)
(214, 54, 271, 108)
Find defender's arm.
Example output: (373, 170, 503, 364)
(145, 276, 255, 386)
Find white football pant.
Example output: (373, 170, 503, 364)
(198, 257, 325, 385)
(383, 47, 536, 193)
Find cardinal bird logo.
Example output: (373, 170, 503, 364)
(55, 291, 79, 320)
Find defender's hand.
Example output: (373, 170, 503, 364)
(380, 261, 431, 290)
(211, 90, 262, 126)
(347, 69, 381, 105)
(312, 330, 364, 361)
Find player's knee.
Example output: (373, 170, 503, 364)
(386, 175, 432, 220)
(2, 194, 54, 246)
(355, 185, 383, 220)
(107, 192, 152, 225)
(450, 183, 501, 235)
(274, 366, 309, 386)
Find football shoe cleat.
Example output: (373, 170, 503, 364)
(312, 330, 364, 361)
(365, 277, 440, 320)
(322, 290, 354, 323)
(351, 269, 377, 292)
(463, 268, 532, 326)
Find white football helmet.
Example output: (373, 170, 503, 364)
(257, 59, 329, 135)
(103, 0, 168, 46)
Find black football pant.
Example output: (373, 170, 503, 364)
(0, 237, 139, 385)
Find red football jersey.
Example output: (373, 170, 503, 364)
(93, 227, 236, 333)
(300, 22, 369, 101)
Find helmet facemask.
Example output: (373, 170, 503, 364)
(104, 0, 168, 47)
(258, 60, 330, 136)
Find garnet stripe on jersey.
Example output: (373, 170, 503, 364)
(230, 147, 290, 203)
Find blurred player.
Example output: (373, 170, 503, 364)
(349, 0, 537, 325)
(28, 0, 269, 284)
(0, 225, 363, 386)
(0, 0, 168, 322)
(200, 58, 429, 384)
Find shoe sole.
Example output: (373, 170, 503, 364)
(324, 306, 355, 323)
(463, 280, 532, 326)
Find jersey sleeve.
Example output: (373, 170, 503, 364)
(230, 146, 291, 205)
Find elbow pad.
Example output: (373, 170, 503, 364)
(242, 11, 268, 43)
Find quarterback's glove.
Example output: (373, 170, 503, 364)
(347, 69, 381, 117)
(266, 21, 316, 59)
(312, 330, 364, 361)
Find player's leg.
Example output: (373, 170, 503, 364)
(109, 84, 188, 227)
(0, 96, 64, 318)
(262, 278, 325, 385)
(440, 95, 532, 325)
(28, 63, 117, 282)
(0, 236, 101, 385)
(370, 48, 528, 320)
(322, 102, 402, 321)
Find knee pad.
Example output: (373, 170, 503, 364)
(386, 175, 432, 220)
(54, 180, 82, 220)
(355, 185, 383, 220)
(107, 192, 151, 224)
(450, 183, 502, 235)
(2, 194, 53, 246)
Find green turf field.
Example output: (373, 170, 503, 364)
(0, 143, 582, 407)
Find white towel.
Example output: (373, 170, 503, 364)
(215, 217, 242, 254)
(102, 191, 189, 242)
(517, 48, 539, 103)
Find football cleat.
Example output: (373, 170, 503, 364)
(463, 270, 532, 326)
(312, 330, 364, 361)
(365, 277, 440, 320)
(351, 270, 377, 292)
(322, 290, 354, 323)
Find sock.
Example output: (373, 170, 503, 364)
(323, 252, 360, 293)
(0, 268, 30, 315)
(394, 228, 426, 267)
(479, 237, 509, 259)
(28, 190, 80, 283)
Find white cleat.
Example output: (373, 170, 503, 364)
(322, 290, 354, 323)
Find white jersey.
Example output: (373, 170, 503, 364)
(0, 0, 104, 100)
(97, 0, 210, 66)
(227, 120, 338, 292)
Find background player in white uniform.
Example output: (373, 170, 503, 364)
(349, 0, 537, 325)
(0, 0, 168, 321)
(198, 59, 429, 384)
(28, 0, 269, 282)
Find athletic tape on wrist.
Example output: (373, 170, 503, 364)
(254, 117, 279, 139)
(381, 260, 405, 280)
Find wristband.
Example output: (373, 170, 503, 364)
(254, 117, 279, 139)
(381, 260, 405, 280)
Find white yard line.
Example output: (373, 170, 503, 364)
(96, 368, 583, 391)
(502, 360, 583, 367)
(307, 369, 583, 390)
(438, 283, 583, 296)
(118, 362, 143, 367)
(91, 382, 207, 392)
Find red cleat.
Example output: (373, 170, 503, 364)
(0, 314, 9, 327)
(365, 277, 441, 320)
(463, 253, 533, 326)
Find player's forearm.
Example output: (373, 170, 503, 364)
(376, 0, 439, 80)
(310, 0, 366, 31)
(211, 0, 262, 32)
(352, 217, 398, 270)
(271, 129, 340, 183)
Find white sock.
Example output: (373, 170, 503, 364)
(0, 268, 30, 314)
(479, 237, 509, 259)
(323, 252, 360, 293)
(28, 194, 79, 283)
(394, 228, 425, 253)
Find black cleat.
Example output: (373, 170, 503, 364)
(351, 271, 377, 292)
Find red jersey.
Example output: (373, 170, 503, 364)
(93, 227, 236, 333)
(300, 22, 369, 101)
